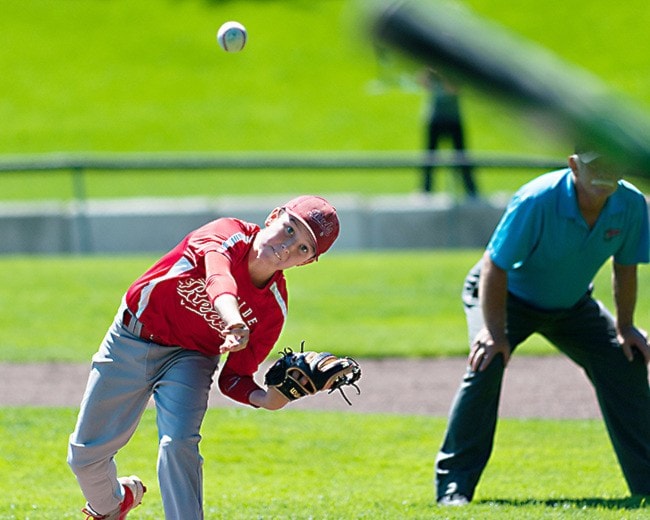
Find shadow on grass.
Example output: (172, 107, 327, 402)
(480, 496, 648, 510)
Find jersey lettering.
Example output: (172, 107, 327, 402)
(177, 278, 225, 331)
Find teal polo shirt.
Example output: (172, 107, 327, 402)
(487, 169, 649, 310)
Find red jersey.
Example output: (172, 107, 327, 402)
(124, 217, 288, 406)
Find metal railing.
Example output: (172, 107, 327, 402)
(0, 150, 568, 172)
(0, 151, 570, 253)
(0, 150, 567, 199)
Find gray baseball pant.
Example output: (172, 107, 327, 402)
(67, 303, 219, 519)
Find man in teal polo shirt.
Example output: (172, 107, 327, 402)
(435, 148, 650, 505)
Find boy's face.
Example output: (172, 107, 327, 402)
(255, 211, 317, 269)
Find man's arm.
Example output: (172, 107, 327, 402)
(613, 262, 650, 363)
(469, 250, 512, 371)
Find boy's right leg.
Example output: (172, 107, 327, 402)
(68, 311, 153, 515)
(152, 347, 219, 520)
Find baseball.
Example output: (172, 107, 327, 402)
(217, 21, 247, 53)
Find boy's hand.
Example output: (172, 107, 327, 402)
(219, 324, 249, 354)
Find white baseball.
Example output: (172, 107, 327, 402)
(217, 21, 247, 53)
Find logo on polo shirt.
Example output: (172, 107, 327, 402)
(604, 228, 621, 241)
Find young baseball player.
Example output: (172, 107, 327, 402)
(435, 149, 650, 505)
(68, 195, 340, 519)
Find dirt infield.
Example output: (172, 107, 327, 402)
(0, 355, 624, 419)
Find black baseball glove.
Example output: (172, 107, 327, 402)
(264, 341, 362, 405)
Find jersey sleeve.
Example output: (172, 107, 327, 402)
(217, 364, 263, 407)
(184, 218, 258, 303)
(204, 253, 238, 303)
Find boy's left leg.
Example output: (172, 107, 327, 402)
(151, 346, 219, 520)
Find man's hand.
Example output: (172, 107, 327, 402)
(617, 325, 650, 364)
(468, 327, 511, 372)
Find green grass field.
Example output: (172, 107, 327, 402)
(3, 1, 650, 517)
(3, 251, 648, 363)
(2, 408, 647, 519)
(2, 251, 649, 517)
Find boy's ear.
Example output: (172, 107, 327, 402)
(264, 207, 282, 228)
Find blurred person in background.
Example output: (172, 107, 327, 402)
(421, 69, 478, 197)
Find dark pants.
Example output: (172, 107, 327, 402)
(435, 262, 650, 500)
(423, 120, 477, 196)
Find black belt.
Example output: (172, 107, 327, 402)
(122, 309, 158, 342)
